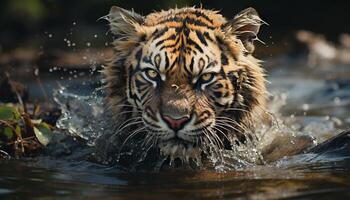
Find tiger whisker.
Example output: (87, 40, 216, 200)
(203, 128, 224, 163)
(115, 116, 143, 131)
(118, 126, 147, 154)
(114, 119, 144, 137)
(212, 126, 230, 143)
(216, 116, 248, 132)
(205, 128, 224, 148)
(215, 120, 246, 134)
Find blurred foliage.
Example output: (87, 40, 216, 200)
(6, 0, 46, 21)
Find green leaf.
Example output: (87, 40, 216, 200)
(33, 122, 53, 146)
(0, 106, 15, 120)
(0, 106, 20, 120)
(3, 127, 14, 139)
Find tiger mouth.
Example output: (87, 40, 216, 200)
(158, 137, 202, 162)
(158, 137, 202, 160)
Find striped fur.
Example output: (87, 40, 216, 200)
(102, 6, 267, 160)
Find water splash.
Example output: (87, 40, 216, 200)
(52, 76, 345, 171)
(53, 84, 110, 146)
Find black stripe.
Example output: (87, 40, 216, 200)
(214, 101, 226, 107)
(152, 27, 169, 40)
(228, 71, 239, 90)
(187, 38, 203, 53)
(128, 66, 134, 100)
(219, 67, 227, 78)
(169, 58, 178, 71)
(145, 107, 159, 122)
(195, 30, 208, 46)
(165, 10, 214, 26)
(221, 53, 228, 65)
(142, 56, 153, 65)
(140, 89, 150, 102)
(155, 40, 163, 47)
(213, 91, 222, 98)
(140, 34, 146, 42)
(216, 36, 225, 49)
(192, 10, 214, 25)
(135, 48, 143, 60)
(183, 56, 192, 77)
(182, 26, 190, 37)
(193, 111, 211, 125)
(164, 52, 169, 69)
(135, 78, 146, 89)
(159, 17, 215, 29)
(203, 32, 214, 42)
(188, 57, 194, 72)
(159, 34, 181, 51)
(155, 34, 176, 47)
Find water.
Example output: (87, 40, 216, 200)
(1, 56, 350, 199)
(1, 155, 350, 199)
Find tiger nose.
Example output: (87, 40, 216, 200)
(162, 115, 190, 131)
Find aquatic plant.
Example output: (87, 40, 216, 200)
(0, 104, 54, 158)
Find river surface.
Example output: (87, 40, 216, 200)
(1, 55, 350, 199)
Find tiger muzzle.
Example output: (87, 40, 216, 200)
(160, 83, 194, 131)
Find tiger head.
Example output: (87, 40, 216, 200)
(103, 6, 267, 161)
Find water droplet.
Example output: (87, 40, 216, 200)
(334, 97, 341, 105)
(34, 68, 39, 76)
(302, 104, 309, 111)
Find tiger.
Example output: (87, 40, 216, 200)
(100, 6, 268, 167)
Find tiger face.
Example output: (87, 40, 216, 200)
(104, 6, 267, 160)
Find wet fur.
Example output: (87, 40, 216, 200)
(102, 6, 267, 163)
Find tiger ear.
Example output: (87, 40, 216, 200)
(225, 7, 266, 54)
(107, 6, 144, 36)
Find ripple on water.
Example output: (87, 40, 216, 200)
(0, 188, 14, 195)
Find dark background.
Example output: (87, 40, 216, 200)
(0, 0, 349, 53)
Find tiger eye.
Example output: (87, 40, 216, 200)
(146, 69, 158, 79)
(201, 73, 213, 82)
